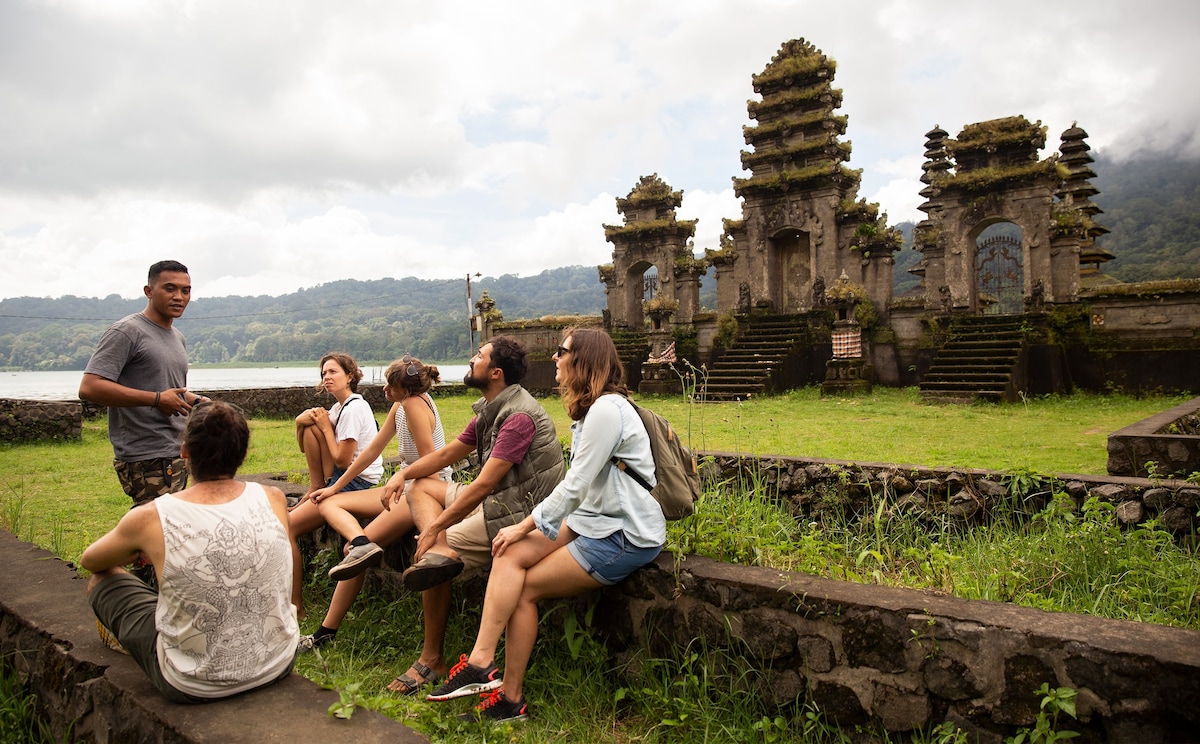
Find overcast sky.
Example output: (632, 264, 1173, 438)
(2, 0, 1197, 302)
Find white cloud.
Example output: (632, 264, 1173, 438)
(1, 0, 1197, 300)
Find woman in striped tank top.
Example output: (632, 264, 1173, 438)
(299, 355, 451, 656)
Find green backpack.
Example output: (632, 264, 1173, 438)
(610, 398, 700, 520)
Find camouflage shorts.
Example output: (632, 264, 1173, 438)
(114, 457, 190, 507)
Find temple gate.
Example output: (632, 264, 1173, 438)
(912, 117, 1109, 314)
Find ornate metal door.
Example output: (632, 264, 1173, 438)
(976, 235, 1024, 315)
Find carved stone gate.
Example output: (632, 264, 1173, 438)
(976, 234, 1025, 315)
(913, 117, 1108, 314)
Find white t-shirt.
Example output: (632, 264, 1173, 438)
(330, 394, 383, 484)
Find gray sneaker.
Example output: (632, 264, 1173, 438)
(328, 541, 384, 581)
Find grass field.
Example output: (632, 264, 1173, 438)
(0, 387, 1189, 563)
(2, 386, 1197, 742)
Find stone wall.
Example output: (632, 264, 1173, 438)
(605, 553, 1200, 742)
(199, 383, 471, 419)
(10, 384, 475, 439)
(0, 531, 422, 744)
(1107, 396, 1200, 479)
(701, 452, 1199, 537)
(0, 398, 81, 443)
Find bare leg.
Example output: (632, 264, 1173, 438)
(406, 479, 456, 559)
(316, 490, 387, 542)
(288, 498, 327, 617)
(363, 494, 415, 545)
(320, 574, 365, 630)
(318, 496, 418, 630)
(386, 580, 453, 692)
(466, 529, 566, 669)
(300, 424, 334, 492)
(498, 546, 599, 702)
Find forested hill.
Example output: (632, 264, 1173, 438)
(0, 267, 607, 369)
(3, 153, 1198, 370)
(1090, 152, 1200, 282)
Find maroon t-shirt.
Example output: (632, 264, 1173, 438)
(456, 413, 536, 464)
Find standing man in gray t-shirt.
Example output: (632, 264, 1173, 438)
(80, 260, 208, 508)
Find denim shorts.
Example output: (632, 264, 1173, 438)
(327, 466, 375, 492)
(567, 530, 662, 586)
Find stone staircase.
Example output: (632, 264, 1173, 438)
(612, 331, 650, 389)
(699, 314, 810, 401)
(919, 316, 1026, 403)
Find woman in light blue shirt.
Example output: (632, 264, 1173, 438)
(425, 327, 666, 723)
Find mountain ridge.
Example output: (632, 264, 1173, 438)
(3, 153, 1197, 369)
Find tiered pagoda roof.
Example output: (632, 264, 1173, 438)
(1055, 124, 1113, 274)
(733, 39, 859, 197)
(603, 174, 696, 242)
(940, 116, 1058, 192)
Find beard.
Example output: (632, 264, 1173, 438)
(464, 368, 487, 390)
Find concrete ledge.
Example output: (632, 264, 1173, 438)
(0, 530, 425, 744)
(1107, 395, 1200, 477)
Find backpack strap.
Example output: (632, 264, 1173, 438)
(586, 392, 654, 492)
(610, 455, 653, 493)
(332, 395, 371, 437)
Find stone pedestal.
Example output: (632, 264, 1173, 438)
(639, 362, 682, 394)
(822, 358, 873, 396)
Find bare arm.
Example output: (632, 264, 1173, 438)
(80, 504, 164, 574)
(79, 372, 202, 417)
(414, 455, 515, 558)
(308, 403, 400, 503)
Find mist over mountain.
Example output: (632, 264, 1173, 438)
(2, 154, 1197, 370)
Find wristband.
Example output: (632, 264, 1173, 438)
(153, 391, 161, 408)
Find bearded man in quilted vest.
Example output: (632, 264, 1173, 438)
(325, 335, 565, 696)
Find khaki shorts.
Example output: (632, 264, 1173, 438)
(443, 481, 493, 570)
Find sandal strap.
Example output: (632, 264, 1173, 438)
(411, 661, 438, 682)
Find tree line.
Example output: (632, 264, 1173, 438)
(2, 153, 1197, 370)
(0, 267, 607, 370)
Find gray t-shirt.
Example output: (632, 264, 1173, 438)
(84, 312, 189, 461)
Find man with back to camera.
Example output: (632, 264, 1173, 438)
(80, 260, 208, 510)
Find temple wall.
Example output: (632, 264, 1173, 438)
(1084, 292, 1200, 337)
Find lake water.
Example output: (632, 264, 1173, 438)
(0, 365, 471, 401)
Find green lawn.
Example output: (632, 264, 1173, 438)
(0, 387, 1188, 565)
(2, 387, 1196, 743)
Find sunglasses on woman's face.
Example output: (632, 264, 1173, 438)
(555, 345, 571, 357)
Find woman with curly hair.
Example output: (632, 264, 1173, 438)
(299, 355, 452, 651)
